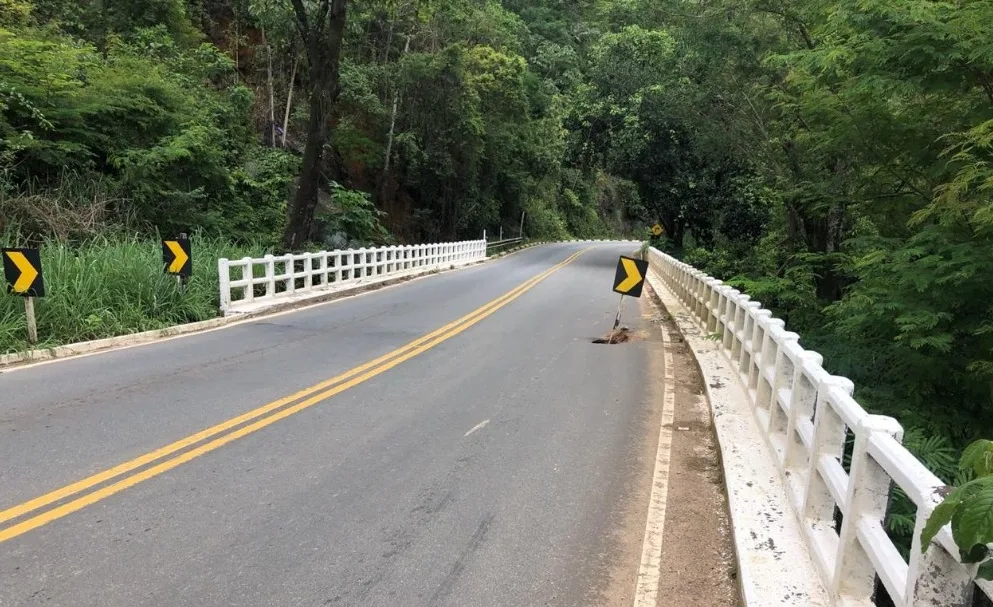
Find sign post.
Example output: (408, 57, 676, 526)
(2, 248, 45, 344)
(610, 255, 649, 344)
(24, 296, 37, 344)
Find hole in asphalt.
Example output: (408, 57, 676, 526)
(592, 328, 632, 345)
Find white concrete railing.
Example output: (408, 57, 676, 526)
(218, 240, 486, 314)
(647, 246, 993, 607)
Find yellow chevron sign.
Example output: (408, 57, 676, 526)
(2, 248, 44, 297)
(613, 256, 648, 298)
(163, 239, 192, 276)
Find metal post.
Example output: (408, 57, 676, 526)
(178, 232, 189, 288)
(24, 296, 37, 344)
(499, 226, 503, 241)
(519, 211, 526, 239)
(610, 294, 625, 344)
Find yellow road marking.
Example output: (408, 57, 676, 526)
(0, 253, 577, 526)
(0, 248, 587, 543)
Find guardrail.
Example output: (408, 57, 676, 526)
(647, 246, 993, 607)
(485, 237, 525, 251)
(218, 240, 486, 314)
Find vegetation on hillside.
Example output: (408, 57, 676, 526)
(603, 0, 993, 448)
(1, 0, 634, 248)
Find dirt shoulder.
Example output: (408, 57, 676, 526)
(642, 282, 741, 607)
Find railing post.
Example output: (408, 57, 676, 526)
(218, 258, 231, 313)
(831, 415, 904, 604)
(731, 297, 755, 364)
(705, 279, 723, 333)
(284, 253, 296, 294)
(766, 329, 799, 428)
(246, 256, 261, 303)
(356, 248, 367, 280)
(784, 351, 825, 474)
(722, 290, 741, 353)
(752, 316, 784, 395)
(302, 252, 313, 291)
(318, 251, 328, 287)
(906, 494, 976, 606)
(742, 307, 772, 386)
(802, 376, 852, 511)
(694, 271, 708, 322)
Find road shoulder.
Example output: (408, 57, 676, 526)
(645, 269, 831, 607)
(643, 283, 740, 606)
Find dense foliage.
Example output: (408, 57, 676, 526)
(0, 0, 634, 248)
(592, 0, 992, 576)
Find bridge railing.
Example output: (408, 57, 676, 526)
(647, 246, 993, 607)
(218, 240, 486, 314)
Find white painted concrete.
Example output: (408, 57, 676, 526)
(219, 241, 487, 315)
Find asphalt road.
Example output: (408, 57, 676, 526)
(0, 243, 663, 607)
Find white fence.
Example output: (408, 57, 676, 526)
(219, 240, 486, 314)
(647, 246, 993, 607)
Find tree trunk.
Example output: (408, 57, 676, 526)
(382, 35, 411, 179)
(282, 0, 349, 250)
(282, 55, 299, 148)
(672, 221, 686, 250)
(233, 15, 239, 75)
(266, 34, 276, 147)
(284, 90, 327, 249)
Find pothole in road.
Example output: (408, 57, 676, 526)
(592, 327, 633, 344)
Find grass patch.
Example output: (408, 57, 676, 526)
(0, 232, 264, 354)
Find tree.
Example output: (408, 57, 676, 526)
(281, 0, 349, 250)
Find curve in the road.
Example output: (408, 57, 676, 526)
(0, 248, 588, 544)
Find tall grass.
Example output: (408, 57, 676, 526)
(0, 232, 264, 354)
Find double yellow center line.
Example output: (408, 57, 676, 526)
(0, 248, 588, 544)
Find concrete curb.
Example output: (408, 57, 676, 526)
(0, 317, 231, 369)
(0, 239, 642, 370)
(645, 269, 830, 607)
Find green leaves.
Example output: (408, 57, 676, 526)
(961, 440, 993, 478)
(921, 440, 993, 580)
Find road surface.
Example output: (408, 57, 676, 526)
(0, 243, 669, 607)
